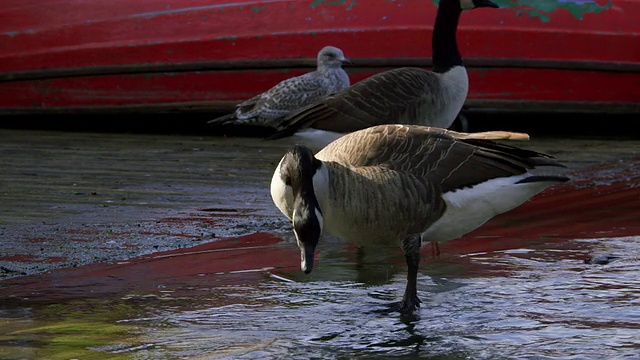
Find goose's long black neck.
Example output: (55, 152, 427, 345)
(432, 0, 463, 73)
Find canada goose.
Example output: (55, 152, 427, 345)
(207, 46, 350, 130)
(267, 0, 499, 140)
(270, 124, 569, 314)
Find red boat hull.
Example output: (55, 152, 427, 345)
(0, 0, 638, 114)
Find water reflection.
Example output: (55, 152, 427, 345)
(1, 236, 639, 359)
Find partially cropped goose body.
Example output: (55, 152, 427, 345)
(268, 0, 498, 140)
(207, 46, 350, 129)
(270, 124, 570, 314)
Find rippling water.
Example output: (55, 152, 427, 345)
(53, 235, 636, 360)
(121, 237, 640, 359)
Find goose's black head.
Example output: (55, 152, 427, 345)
(278, 145, 324, 274)
(432, 0, 498, 73)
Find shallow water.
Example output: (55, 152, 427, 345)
(2, 128, 639, 359)
(2, 235, 639, 360)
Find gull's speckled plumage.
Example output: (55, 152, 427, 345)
(208, 46, 350, 129)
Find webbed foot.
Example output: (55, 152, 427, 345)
(399, 293, 422, 315)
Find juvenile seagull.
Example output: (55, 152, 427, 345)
(207, 46, 350, 130)
(270, 124, 569, 314)
(268, 0, 499, 140)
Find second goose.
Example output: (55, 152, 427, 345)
(268, 0, 499, 140)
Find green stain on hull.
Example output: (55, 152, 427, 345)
(310, 0, 325, 8)
(492, 0, 612, 22)
(251, 6, 266, 13)
(562, 0, 611, 19)
(310, 0, 358, 10)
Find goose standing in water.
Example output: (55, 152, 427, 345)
(267, 0, 499, 140)
(207, 46, 350, 130)
(270, 125, 569, 315)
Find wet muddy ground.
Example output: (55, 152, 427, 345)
(0, 128, 288, 279)
(0, 127, 626, 272)
(0, 123, 638, 280)
(0, 124, 640, 279)
(0, 118, 639, 359)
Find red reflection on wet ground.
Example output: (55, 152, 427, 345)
(25, 237, 51, 244)
(160, 216, 220, 226)
(0, 233, 298, 303)
(0, 254, 68, 263)
(1, 158, 638, 304)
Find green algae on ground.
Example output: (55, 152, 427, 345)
(0, 299, 144, 359)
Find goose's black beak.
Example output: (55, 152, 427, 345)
(292, 201, 322, 274)
(294, 210, 321, 274)
(301, 243, 316, 274)
(341, 58, 352, 65)
(476, 0, 499, 8)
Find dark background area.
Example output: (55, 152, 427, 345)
(1, 111, 637, 139)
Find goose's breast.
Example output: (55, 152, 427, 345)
(317, 170, 443, 247)
(431, 66, 469, 127)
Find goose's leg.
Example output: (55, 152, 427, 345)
(450, 112, 469, 132)
(400, 234, 422, 314)
(430, 241, 441, 258)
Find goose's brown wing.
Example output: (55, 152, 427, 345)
(316, 125, 567, 192)
(268, 68, 442, 139)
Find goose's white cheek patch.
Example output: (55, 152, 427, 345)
(270, 160, 295, 219)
